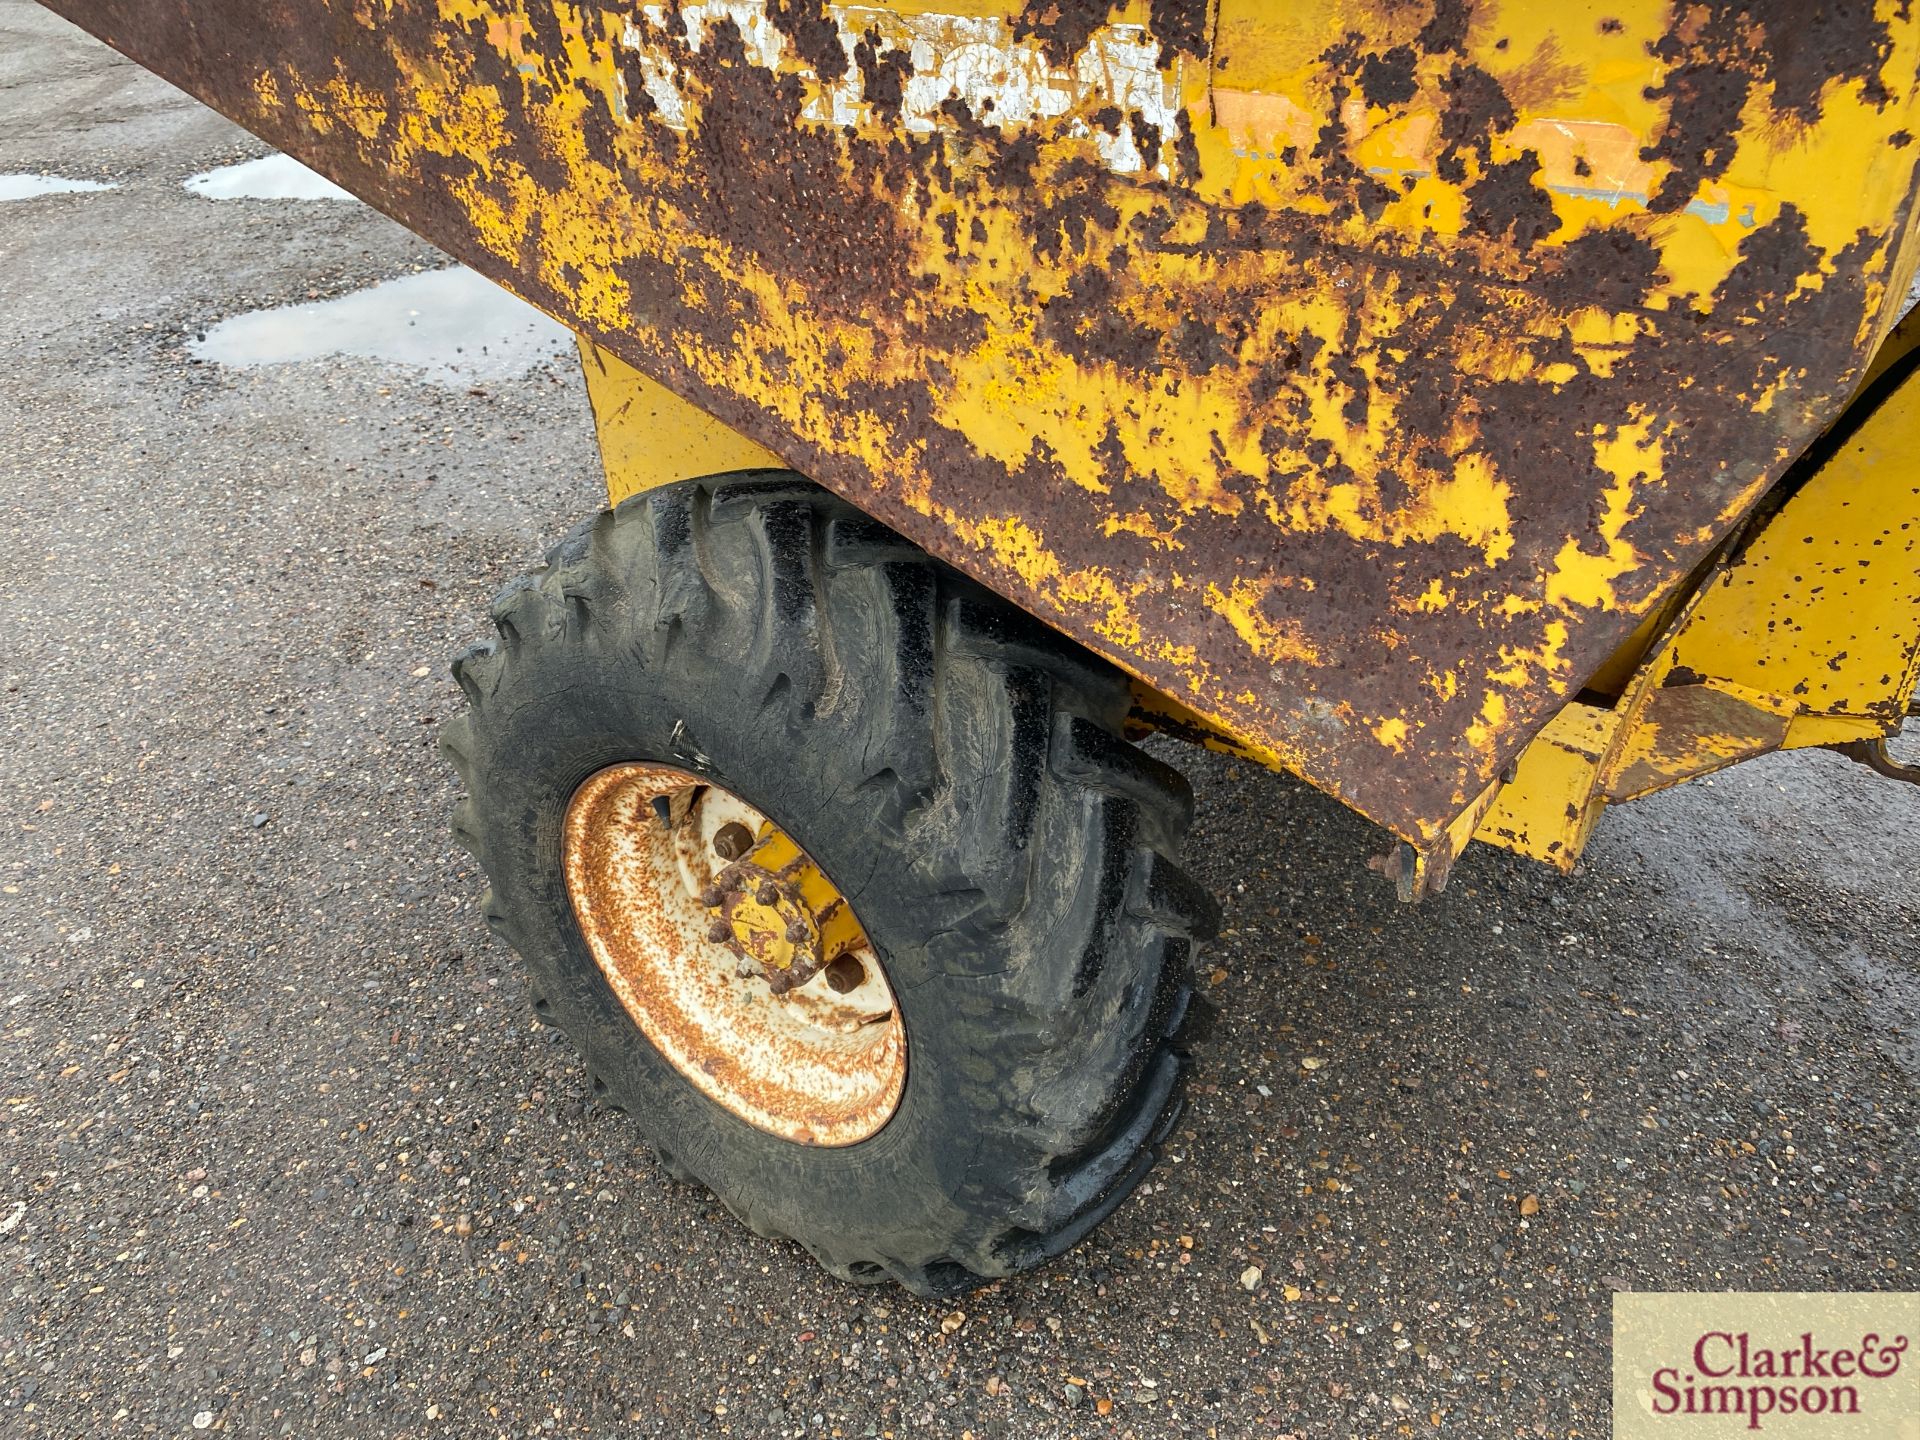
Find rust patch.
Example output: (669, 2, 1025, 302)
(1146, 0, 1210, 67)
(1467, 151, 1562, 248)
(768, 0, 851, 83)
(1014, 0, 1123, 67)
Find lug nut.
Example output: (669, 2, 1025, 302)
(784, 920, 810, 943)
(699, 886, 724, 908)
(757, 883, 780, 905)
(711, 821, 754, 860)
(823, 954, 866, 994)
(707, 920, 732, 944)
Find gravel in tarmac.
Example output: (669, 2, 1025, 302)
(2, 6, 1916, 1437)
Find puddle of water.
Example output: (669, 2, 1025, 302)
(0, 174, 116, 201)
(184, 154, 356, 202)
(191, 266, 574, 386)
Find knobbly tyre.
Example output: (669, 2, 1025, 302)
(38, 0, 1920, 1293)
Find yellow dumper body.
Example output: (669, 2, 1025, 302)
(47, 0, 1920, 884)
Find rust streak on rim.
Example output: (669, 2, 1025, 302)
(562, 762, 906, 1146)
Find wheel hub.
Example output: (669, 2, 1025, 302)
(561, 762, 905, 1146)
(700, 822, 866, 995)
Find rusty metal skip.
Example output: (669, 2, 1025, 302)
(38, 0, 1920, 889)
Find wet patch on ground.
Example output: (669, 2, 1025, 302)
(191, 266, 574, 386)
(0, 172, 113, 200)
(184, 152, 355, 202)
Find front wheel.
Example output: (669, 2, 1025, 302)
(439, 474, 1214, 1295)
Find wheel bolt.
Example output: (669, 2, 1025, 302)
(707, 920, 732, 944)
(757, 883, 780, 905)
(699, 886, 724, 908)
(784, 920, 809, 943)
(823, 954, 866, 994)
(711, 822, 754, 860)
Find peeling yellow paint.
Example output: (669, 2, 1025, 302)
(1544, 419, 1656, 611)
(1204, 576, 1323, 667)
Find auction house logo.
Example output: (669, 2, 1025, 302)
(1616, 1294, 1919, 1439)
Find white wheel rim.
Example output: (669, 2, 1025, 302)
(562, 762, 906, 1146)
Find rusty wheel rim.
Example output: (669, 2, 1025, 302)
(561, 762, 906, 1146)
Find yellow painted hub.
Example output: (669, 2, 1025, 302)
(562, 763, 905, 1146)
(703, 822, 870, 994)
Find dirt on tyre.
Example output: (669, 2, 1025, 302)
(439, 473, 1215, 1296)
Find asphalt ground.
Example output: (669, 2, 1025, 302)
(2, 6, 1916, 1437)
